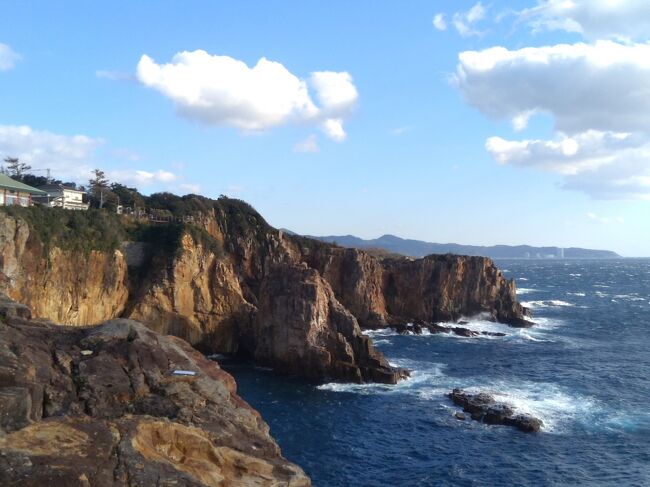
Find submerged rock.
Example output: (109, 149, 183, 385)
(0, 297, 310, 486)
(448, 388, 543, 433)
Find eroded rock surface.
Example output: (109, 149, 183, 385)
(0, 201, 530, 383)
(0, 296, 310, 486)
(448, 388, 543, 433)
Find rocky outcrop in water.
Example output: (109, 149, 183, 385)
(448, 389, 543, 433)
(0, 200, 529, 383)
(0, 295, 310, 486)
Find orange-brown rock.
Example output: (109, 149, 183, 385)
(0, 212, 128, 325)
(0, 296, 310, 486)
(0, 199, 530, 384)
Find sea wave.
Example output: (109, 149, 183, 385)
(521, 299, 575, 309)
(420, 380, 599, 433)
(363, 327, 399, 337)
(516, 287, 537, 295)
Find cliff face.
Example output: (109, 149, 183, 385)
(0, 212, 128, 325)
(300, 244, 529, 328)
(0, 201, 529, 384)
(0, 295, 310, 486)
(381, 254, 529, 327)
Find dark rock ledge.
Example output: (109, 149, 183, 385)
(0, 295, 310, 486)
(391, 321, 507, 338)
(448, 388, 543, 433)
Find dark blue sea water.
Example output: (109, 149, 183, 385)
(223, 259, 650, 486)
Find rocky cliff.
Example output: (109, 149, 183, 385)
(0, 199, 529, 384)
(0, 295, 310, 486)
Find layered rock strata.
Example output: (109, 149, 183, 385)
(0, 295, 310, 486)
(0, 202, 530, 384)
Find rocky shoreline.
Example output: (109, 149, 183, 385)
(0, 201, 531, 385)
(0, 295, 310, 486)
(448, 389, 543, 433)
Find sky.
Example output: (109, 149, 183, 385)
(1, 0, 650, 256)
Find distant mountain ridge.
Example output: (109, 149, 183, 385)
(307, 234, 621, 259)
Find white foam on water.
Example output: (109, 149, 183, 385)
(521, 299, 575, 309)
(613, 294, 646, 301)
(532, 316, 564, 330)
(517, 277, 529, 281)
(372, 339, 393, 346)
(317, 360, 447, 395)
(420, 379, 599, 433)
(567, 292, 586, 297)
(516, 287, 536, 295)
(569, 273, 582, 277)
(363, 327, 399, 338)
(481, 382, 599, 433)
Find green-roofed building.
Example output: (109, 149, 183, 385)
(0, 173, 47, 207)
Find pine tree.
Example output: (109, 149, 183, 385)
(4, 157, 31, 179)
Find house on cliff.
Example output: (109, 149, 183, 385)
(33, 184, 89, 210)
(0, 173, 47, 207)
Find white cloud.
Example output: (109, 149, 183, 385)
(587, 212, 625, 224)
(95, 70, 133, 81)
(0, 43, 20, 71)
(136, 50, 358, 141)
(293, 134, 319, 153)
(179, 183, 201, 194)
(391, 126, 412, 136)
(0, 125, 103, 180)
(454, 41, 650, 135)
(321, 119, 346, 142)
(109, 169, 177, 186)
(520, 0, 650, 41)
(452, 2, 487, 37)
(486, 130, 650, 199)
(433, 14, 447, 31)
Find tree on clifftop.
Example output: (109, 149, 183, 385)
(88, 168, 116, 209)
(4, 157, 31, 179)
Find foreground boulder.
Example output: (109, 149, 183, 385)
(448, 388, 543, 433)
(0, 296, 310, 486)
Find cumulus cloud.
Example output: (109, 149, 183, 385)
(520, 0, 650, 41)
(0, 125, 103, 180)
(452, 2, 487, 37)
(433, 14, 447, 31)
(0, 43, 20, 71)
(454, 41, 650, 135)
(486, 130, 650, 199)
(136, 50, 358, 141)
(293, 134, 319, 153)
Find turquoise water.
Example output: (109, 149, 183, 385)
(223, 259, 650, 486)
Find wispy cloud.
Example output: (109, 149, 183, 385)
(293, 134, 320, 153)
(0, 43, 20, 71)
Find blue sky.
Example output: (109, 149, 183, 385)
(1, 1, 649, 256)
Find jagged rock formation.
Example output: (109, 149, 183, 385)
(448, 389, 543, 433)
(0, 295, 310, 486)
(0, 200, 530, 383)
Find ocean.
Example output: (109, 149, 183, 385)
(222, 259, 650, 486)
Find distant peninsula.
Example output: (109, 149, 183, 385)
(306, 234, 621, 260)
